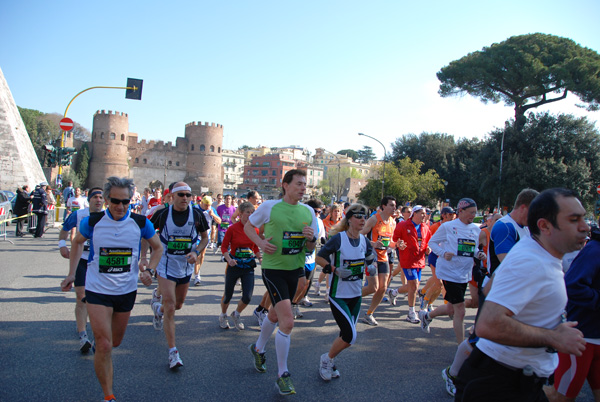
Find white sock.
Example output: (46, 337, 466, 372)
(169, 346, 177, 354)
(220, 313, 227, 318)
(408, 306, 415, 314)
(275, 329, 290, 376)
(450, 339, 473, 377)
(255, 317, 277, 353)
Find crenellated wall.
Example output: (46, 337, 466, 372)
(86, 112, 223, 193)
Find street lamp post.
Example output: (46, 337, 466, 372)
(358, 133, 386, 199)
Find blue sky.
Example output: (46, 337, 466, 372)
(2, 0, 599, 159)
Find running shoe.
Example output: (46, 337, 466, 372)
(276, 372, 296, 395)
(362, 312, 378, 326)
(194, 276, 201, 286)
(313, 281, 321, 296)
(253, 308, 263, 326)
(406, 311, 421, 324)
(386, 288, 397, 306)
(259, 310, 267, 326)
(219, 314, 230, 329)
(419, 310, 432, 333)
(230, 311, 244, 330)
(151, 288, 161, 305)
(300, 296, 313, 307)
(442, 366, 456, 396)
(292, 304, 303, 319)
(419, 292, 426, 310)
(79, 334, 92, 354)
(331, 365, 340, 379)
(319, 353, 334, 381)
(169, 350, 183, 370)
(152, 302, 163, 331)
(427, 304, 434, 313)
(249, 343, 266, 373)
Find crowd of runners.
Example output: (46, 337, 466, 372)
(49, 170, 600, 401)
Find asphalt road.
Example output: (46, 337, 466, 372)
(0, 227, 594, 401)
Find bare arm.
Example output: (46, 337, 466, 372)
(476, 300, 586, 356)
(58, 230, 70, 259)
(244, 220, 276, 254)
(60, 232, 86, 291)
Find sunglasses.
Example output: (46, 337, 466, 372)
(176, 193, 192, 198)
(109, 198, 131, 205)
(352, 213, 366, 219)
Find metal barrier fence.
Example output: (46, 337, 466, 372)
(0, 207, 14, 244)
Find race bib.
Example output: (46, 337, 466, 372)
(379, 236, 391, 248)
(282, 231, 305, 255)
(235, 247, 255, 259)
(98, 247, 132, 274)
(342, 258, 365, 281)
(83, 239, 91, 252)
(457, 238, 476, 257)
(167, 236, 192, 255)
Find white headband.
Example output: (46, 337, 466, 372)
(172, 185, 192, 193)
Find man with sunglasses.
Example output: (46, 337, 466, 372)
(60, 177, 162, 402)
(146, 181, 209, 369)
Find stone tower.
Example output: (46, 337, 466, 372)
(0, 67, 46, 189)
(184, 121, 223, 195)
(88, 110, 130, 188)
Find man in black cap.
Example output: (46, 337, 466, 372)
(31, 182, 48, 238)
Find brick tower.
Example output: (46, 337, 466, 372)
(88, 110, 130, 188)
(184, 121, 223, 195)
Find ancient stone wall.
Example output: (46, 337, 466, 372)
(0, 67, 46, 190)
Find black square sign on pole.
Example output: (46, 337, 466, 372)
(126, 78, 143, 100)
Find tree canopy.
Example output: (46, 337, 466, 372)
(437, 33, 600, 128)
(18, 106, 91, 165)
(357, 146, 376, 163)
(358, 159, 444, 208)
(337, 149, 359, 161)
(387, 112, 600, 213)
(319, 166, 364, 201)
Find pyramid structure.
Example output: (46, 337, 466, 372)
(0, 66, 46, 190)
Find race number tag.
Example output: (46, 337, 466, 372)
(220, 214, 231, 230)
(235, 247, 255, 259)
(98, 248, 132, 274)
(342, 258, 365, 281)
(379, 236, 391, 249)
(83, 239, 91, 252)
(167, 236, 192, 255)
(457, 238, 476, 257)
(282, 231, 305, 255)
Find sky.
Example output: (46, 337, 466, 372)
(1, 0, 599, 159)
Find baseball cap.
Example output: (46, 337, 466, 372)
(441, 206, 455, 214)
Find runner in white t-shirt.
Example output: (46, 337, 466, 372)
(454, 188, 589, 401)
(419, 198, 486, 344)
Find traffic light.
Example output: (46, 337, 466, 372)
(59, 147, 77, 166)
(125, 78, 143, 100)
(44, 145, 58, 167)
